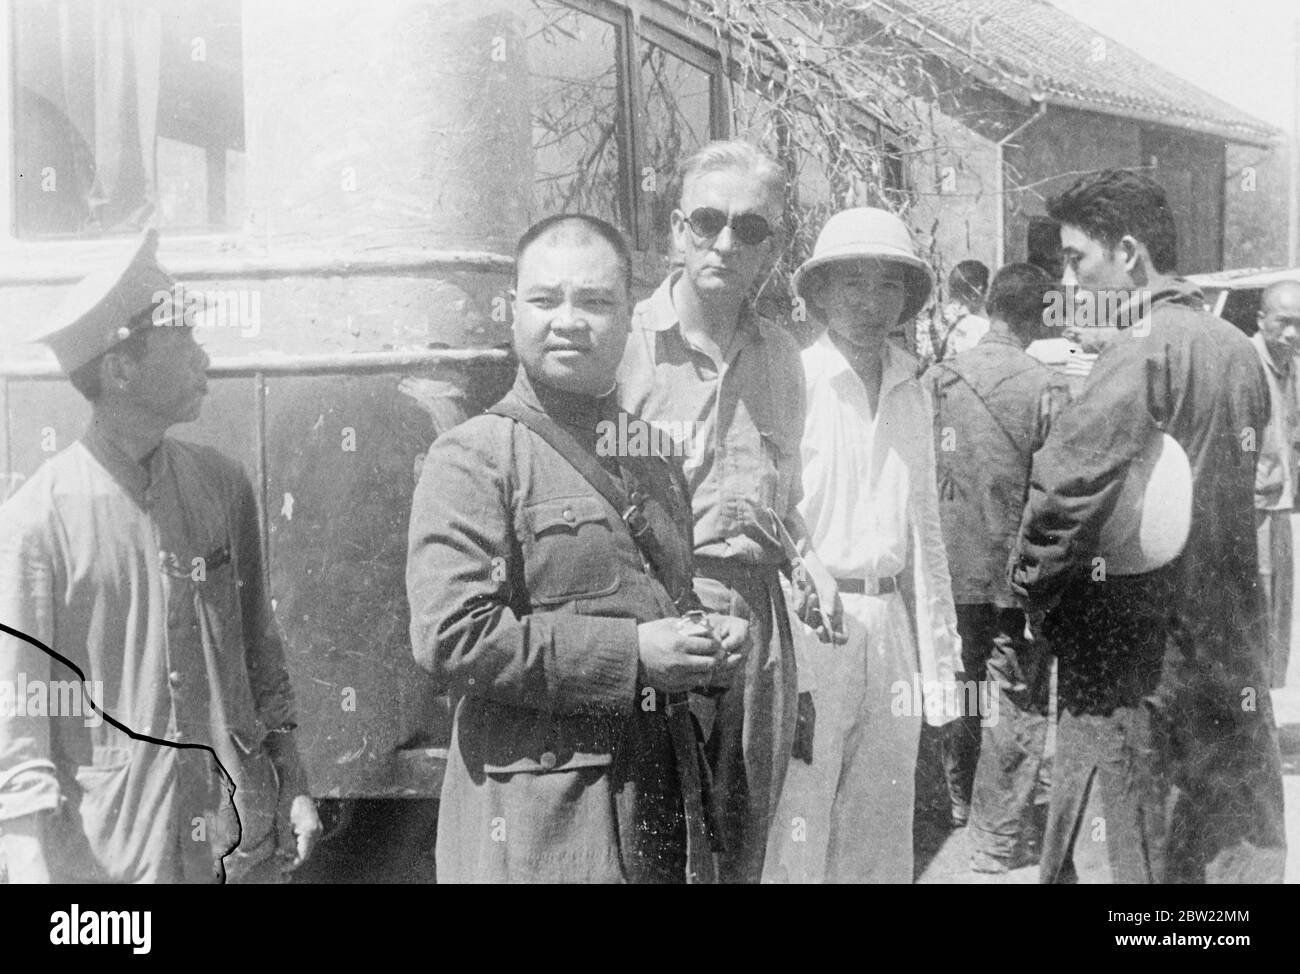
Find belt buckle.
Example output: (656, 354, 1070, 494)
(863, 575, 896, 597)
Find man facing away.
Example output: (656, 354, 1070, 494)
(0, 230, 319, 883)
(940, 260, 991, 358)
(618, 141, 841, 883)
(1251, 280, 1300, 689)
(765, 207, 962, 883)
(923, 263, 1070, 872)
(407, 215, 747, 883)
(1011, 170, 1286, 883)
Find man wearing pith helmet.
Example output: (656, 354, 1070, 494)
(0, 230, 319, 883)
(765, 207, 961, 883)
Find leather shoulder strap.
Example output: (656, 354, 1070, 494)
(487, 400, 630, 515)
(935, 359, 1029, 456)
(487, 400, 696, 610)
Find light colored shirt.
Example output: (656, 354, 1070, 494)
(618, 271, 806, 564)
(946, 312, 989, 356)
(798, 332, 961, 716)
(1251, 331, 1298, 511)
(0, 422, 293, 881)
(1026, 337, 1096, 399)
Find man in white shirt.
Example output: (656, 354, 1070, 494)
(764, 208, 962, 883)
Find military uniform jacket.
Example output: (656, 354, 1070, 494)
(0, 423, 295, 882)
(407, 369, 698, 883)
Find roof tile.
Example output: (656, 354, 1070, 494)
(869, 0, 1279, 144)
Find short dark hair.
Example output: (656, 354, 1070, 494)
(987, 262, 1055, 341)
(514, 214, 633, 294)
(947, 260, 989, 307)
(67, 313, 152, 402)
(1047, 169, 1177, 274)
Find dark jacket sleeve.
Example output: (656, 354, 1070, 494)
(1011, 335, 1165, 608)
(406, 420, 640, 715)
(1035, 373, 1072, 452)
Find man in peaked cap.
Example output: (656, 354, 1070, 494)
(0, 230, 320, 883)
(764, 207, 962, 883)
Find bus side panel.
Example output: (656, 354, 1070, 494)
(265, 372, 454, 798)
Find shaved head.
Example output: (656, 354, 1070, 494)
(514, 214, 632, 295)
(1257, 279, 1300, 358)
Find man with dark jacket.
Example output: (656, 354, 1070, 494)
(407, 215, 747, 883)
(1011, 170, 1286, 883)
(924, 263, 1069, 871)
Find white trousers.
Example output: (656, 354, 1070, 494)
(763, 590, 923, 883)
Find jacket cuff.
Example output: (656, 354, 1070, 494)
(549, 617, 641, 715)
(0, 765, 61, 822)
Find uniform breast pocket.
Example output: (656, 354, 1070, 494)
(521, 495, 622, 606)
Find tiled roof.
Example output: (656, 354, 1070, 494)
(862, 0, 1280, 145)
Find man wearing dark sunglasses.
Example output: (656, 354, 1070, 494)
(618, 140, 842, 884)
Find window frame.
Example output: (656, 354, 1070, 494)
(4, 0, 246, 244)
(539, 0, 638, 238)
(631, 17, 725, 253)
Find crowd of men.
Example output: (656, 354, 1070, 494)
(0, 138, 1293, 884)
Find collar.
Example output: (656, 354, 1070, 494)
(975, 330, 1023, 351)
(813, 330, 918, 400)
(81, 418, 169, 503)
(510, 366, 617, 433)
(638, 269, 763, 346)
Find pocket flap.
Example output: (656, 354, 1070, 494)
(524, 495, 611, 535)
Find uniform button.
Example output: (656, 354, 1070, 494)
(168, 671, 183, 688)
(562, 509, 576, 524)
(539, 751, 557, 769)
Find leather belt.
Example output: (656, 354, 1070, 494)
(835, 575, 899, 596)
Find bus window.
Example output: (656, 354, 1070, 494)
(524, 0, 625, 227)
(640, 40, 713, 249)
(11, 0, 244, 238)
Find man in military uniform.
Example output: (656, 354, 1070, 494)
(0, 230, 319, 883)
(407, 214, 747, 883)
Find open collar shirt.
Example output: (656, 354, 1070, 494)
(618, 271, 807, 565)
(798, 331, 961, 713)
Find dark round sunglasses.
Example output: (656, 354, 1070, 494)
(683, 207, 773, 246)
